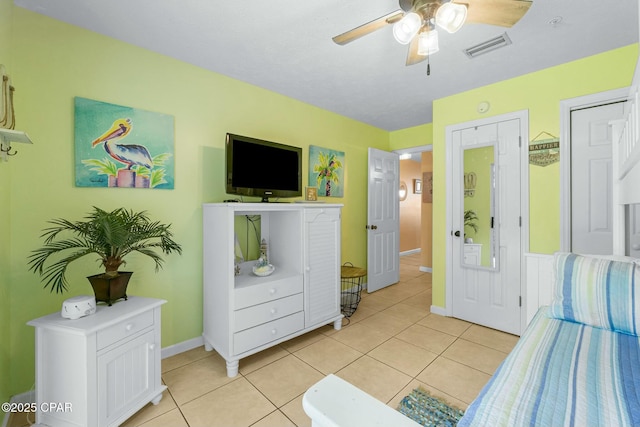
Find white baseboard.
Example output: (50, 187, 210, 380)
(430, 305, 447, 316)
(161, 335, 204, 359)
(419, 266, 432, 273)
(400, 249, 421, 256)
(2, 390, 36, 427)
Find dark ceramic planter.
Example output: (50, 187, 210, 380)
(87, 271, 133, 306)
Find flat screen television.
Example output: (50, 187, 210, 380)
(225, 133, 302, 202)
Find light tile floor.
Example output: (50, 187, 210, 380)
(7, 253, 519, 427)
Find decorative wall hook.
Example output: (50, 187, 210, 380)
(0, 144, 17, 156)
(0, 128, 33, 162)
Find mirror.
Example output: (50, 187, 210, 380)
(399, 181, 408, 201)
(462, 144, 498, 270)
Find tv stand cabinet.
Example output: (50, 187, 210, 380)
(202, 203, 343, 377)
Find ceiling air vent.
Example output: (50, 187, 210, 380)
(464, 33, 512, 58)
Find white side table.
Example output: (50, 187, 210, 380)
(28, 296, 166, 427)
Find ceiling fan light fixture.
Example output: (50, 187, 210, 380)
(393, 12, 422, 45)
(435, 2, 467, 33)
(417, 29, 439, 56)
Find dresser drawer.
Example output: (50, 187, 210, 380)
(233, 311, 304, 355)
(235, 293, 303, 332)
(97, 310, 154, 350)
(235, 275, 303, 310)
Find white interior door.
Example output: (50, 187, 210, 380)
(450, 117, 523, 335)
(570, 103, 625, 254)
(367, 148, 400, 292)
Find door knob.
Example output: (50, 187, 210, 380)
(454, 230, 461, 237)
(366, 225, 378, 230)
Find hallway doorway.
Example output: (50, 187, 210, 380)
(395, 145, 433, 274)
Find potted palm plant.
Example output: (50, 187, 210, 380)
(464, 209, 479, 243)
(28, 206, 182, 305)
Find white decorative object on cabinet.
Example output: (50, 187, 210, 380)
(463, 243, 482, 265)
(203, 203, 343, 377)
(27, 296, 166, 427)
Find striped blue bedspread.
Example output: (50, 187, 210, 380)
(458, 307, 640, 427)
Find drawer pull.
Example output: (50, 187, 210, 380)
(269, 288, 277, 295)
(270, 308, 278, 315)
(149, 343, 156, 351)
(271, 329, 278, 335)
(125, 323, 134, 331)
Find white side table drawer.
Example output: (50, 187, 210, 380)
(234, 311, 304, 355)
(97, 309, 154, 350)
(234, 293, 303, 332)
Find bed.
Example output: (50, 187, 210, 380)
(459, 252, 640, 426)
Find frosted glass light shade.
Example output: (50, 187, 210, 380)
(436, 3, 467, 33)
(393, 12, 422, 44)
(418, 30, 439, 55)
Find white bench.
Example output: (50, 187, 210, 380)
(302, 374, 421, 427)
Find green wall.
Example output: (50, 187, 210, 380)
(389, 122, 433, 150)
(431, 44, 638, 308)
(0, 0, 13, 408)
(4, 6, 388, 397)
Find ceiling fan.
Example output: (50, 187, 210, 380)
(333, 0, 533, 68)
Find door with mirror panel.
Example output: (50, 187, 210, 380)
(451, 118, 522, 335)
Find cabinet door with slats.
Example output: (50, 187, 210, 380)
(303, 208, 341, 326)
(97, 330, 156, 425)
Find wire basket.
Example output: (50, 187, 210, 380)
(340, 262, 366, 318)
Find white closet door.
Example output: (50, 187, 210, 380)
(571, 103, 624, 254)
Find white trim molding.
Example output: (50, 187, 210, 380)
(400, 249, 421, 256)
(161, 336, 204, 360)
(2, 390, 36, 427)
(430, 305, 447, 316)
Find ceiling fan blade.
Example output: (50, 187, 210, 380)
(333, 10, 404, 45)
(460, 0, 532, 28)
(406, 35, 427, 66)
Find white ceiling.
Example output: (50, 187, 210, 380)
(13, 0, 639, 131)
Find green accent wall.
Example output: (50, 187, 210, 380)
(0, 0, 13, 407)
(431, 44, 638, 309)
(4, 6, 388, 398)
(389, 123, 433, 150)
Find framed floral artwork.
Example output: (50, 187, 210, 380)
(309, 145, 345, 197)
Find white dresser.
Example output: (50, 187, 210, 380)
(28, 296, 166, 427)
(463, 243, 482, 266)
(203, 203, 343, 377)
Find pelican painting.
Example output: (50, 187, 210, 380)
(92, 118, 153, 170)
(74, 97, 174, 189)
